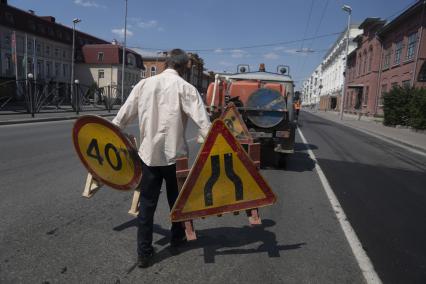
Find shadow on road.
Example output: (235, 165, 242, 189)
(261, 142, 317, 172)
(114, 218, 305, 269)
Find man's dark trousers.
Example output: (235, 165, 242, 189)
(137, 161, 185, 257)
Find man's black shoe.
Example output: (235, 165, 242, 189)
(137, 253, 153, 268)
(170, 235, 187, 248)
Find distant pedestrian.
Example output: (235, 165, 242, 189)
(112, 49, 211, 268)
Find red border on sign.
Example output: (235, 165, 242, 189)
(72, 115, 142, 191)
(171, 119, 276, 221)
(220, 102, 253, 144)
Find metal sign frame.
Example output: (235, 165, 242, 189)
(171, 119, 276, 222)
(220, 102, 253, 143)
(72, 115, 142, 191)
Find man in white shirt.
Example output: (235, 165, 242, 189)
(112, 49, 211, 268)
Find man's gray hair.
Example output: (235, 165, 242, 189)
(165, 49, 189, 69)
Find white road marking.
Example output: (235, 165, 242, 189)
(298, 127, 382, 284)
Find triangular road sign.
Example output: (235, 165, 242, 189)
(171, 119, 277, 222)
(220, 102, 252, 143)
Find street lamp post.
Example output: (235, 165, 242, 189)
(75, 79, 80, 114)
(71, 18, 81, 111)
(121, 0, 128, 105)
(27, 73, 34, 117)
(339, 5, 352, 120)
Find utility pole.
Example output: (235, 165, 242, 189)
(121, 0, 128, 104)
(340, 5, 352, 120)
(71, 18, 81, 111)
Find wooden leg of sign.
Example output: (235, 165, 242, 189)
(176, 157, 197, 241)
(128, 188, 140, 216)
(247, 208, 262, 226)
(82, 173, 102, 198)
(184, 220, 197, 241)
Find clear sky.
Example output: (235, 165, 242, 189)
(8, 0, 416, 89)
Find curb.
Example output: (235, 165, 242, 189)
(0, 113, 117, 126)
(305, 111, 426, 156)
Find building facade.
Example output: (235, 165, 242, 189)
(0, 0, 107, 99)
(76, 43, 144, 101)
(134, 50, 212, 93)
(345, 18, 385, 115)
(320, 24, 362, 111)
(377, 0, 426, 107)
(344, 1, 426, 116)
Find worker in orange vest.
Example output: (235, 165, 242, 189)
(294, 100, 301, 118)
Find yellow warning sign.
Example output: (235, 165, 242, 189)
(72, 115, 141, 191)
(171, 119, 276, 221)
(221, 103, 252, 142)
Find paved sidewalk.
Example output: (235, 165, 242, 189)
(304, 110, 426, 154)
(0, 107, 118, 125)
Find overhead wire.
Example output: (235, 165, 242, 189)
(127, 31, 341, 54)
(298, 0, 330, 82)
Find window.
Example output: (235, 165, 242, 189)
(5, 13, 14, 24)
(407, 32, 417, 60)
(54, 48, 59, 58)
(364, 86, 369, 105)
(383, 49, 391, 69)
(358, 54, 362, 76)
(28, 20, 36, 31)
(418, 62, 426, 82)
(63, 50, 67, 59)
(402, 80, 411, 88)
(141, 65, 147, 78)
(37, 60, 44, 78)
(368, 48, 373, 72)
(97, 52, 104, 62)
(45, 45, 50, 56)
(98, 69, 104, 79)
(150, 66, 157, 76)
(55, 62, 60, 77)
(27, 57, 34, 74)
(380, 84, 387, 106)
(48, 27, 54, 37)
(394, 40, 402, 65)
(5, 54, 12, 74)
(4, 33, 11, 47)
(36, 42, 42, 56)
(27, 39, 33, 52)
(127, 54, 136, 66)
(363, 51, 367, 74)
(63, 64, 68, 77)
(46, 61, 51, 77)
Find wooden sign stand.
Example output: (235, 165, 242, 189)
(82, 173, 102, 198)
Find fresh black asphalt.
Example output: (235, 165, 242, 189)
(0, 117, 364, 283)
(299, 111, 426, 284)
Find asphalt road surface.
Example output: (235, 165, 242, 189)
(299, 111, 426, 284)
(0, 117, 366, 283)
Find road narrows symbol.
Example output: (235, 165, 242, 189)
(204, 153, 243, 207)
(204, 155, 220, 206)
(224, 153, 243, 201)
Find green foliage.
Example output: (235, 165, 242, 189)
(383, 86, 412, 126)
(383, 86, 426, 129)
(408, 88, 426, 130)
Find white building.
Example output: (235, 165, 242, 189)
(302, 24, 362, 110)
(302, 65, 322, 108)
(320, 24, 362, 110)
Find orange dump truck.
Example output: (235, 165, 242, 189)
(206, 64, 297, 167)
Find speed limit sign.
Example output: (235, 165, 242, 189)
(72, 115, 142, 191)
